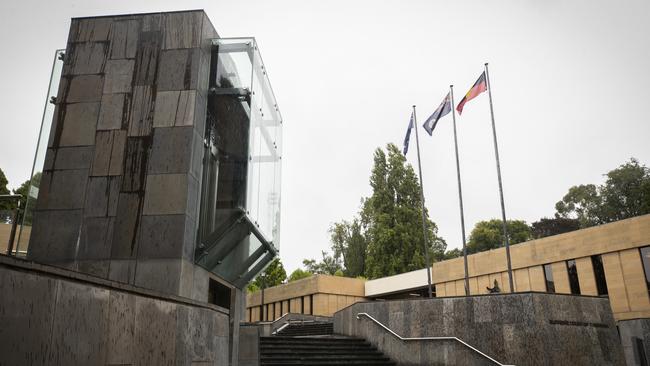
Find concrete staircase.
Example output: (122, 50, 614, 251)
(260, 336, 396, 366)
(275, 321, 333, 336)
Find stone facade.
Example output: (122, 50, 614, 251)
(334, 293, 625, 366)
(28, 10, 217, 300)
(0, 254, 229, 365)
(618, 319, 650, 366)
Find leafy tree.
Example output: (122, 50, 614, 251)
(329, 219, 367, 277)
(555, 158, 650, 227)
(362, 144, 446, 279)
(531, 217, 580, 239)
(247, 258, 287, 292)
(443, 248, 463, 260)
(466, 219, 531, 254)
(0, 168, 11, 211)
(302, 251, 343, 275)
(288, 268, 312, 282)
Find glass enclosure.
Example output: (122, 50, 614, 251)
(195, 38, 282, 288)
(14, 49, 65, 256)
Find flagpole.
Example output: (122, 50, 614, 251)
(412, 105, 434, 298)
(449, 86, 470, 296)
(484, 63, 515, 292)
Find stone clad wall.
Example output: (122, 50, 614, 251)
(334, 293, 625, 366)
(0, 255, 229, 365)
(28, 10, 217, 299)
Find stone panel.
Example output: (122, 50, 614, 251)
(103, 59, 135, 94)
(98, 93, 128, 130)
(108, 259, 136, 284)
(106, 290, 136, 364)
(27, 210, 83, 262)
(135, 259, 182, 296)
(575, 256, 598, 296)
(69, 17, 112, 42)
(619, 248, 650, 311)
(78, 216, 114, 261)
(514, 268, 531, 291)
(109, 19, 139, 59)
(48, 281, 110, 365)
(148, 126, 193, 174)
(162, 11, 203, 50)
(0, 268, 57, 365)
(133, 30, 163, 86)
(602, 252, 630, 314)
(138, 214, 190, 260)
(59, 102, 100, 146)
(91, 130, 126, 176)
(66, 75, 104, 103)
(111, 192, 142, 259)
(143, 173, 188, 215)
(156, 48, 200, 91)
(63, 41, 108, 75)
(121, 136, 152, 192)
(529, 265, 547, 291)
(551, 261, 571, 294)
(128, 85, 155, 136)
(153, 90, 196, 127)
(135, 297, 177, 365)
(84, 176, 120, 217)
(36, 169, 89, 210)
(43, 146, 94, 171)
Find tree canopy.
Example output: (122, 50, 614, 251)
(466, 219, 531, 254)
(247, 258, 287, 292)
(288, 268, 312, 282)
(555, 158, 650, 227)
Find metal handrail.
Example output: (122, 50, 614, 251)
(356, 312, 514, 366)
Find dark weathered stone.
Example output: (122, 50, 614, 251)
(98, 93, 128, 130)
(103, 59, 134, 94)
(59, 102, 100, 146)
(138, 214, 189, 260)
(147, 126, 193, 174)
(84, 176, 120, 217)
(91, 130, 126, 176)
(43, 146, 94, 171)
(133, 30, 163, 86)
(63, 42, 108, 75)
(162, 11, 203, 50)
(121, 136, 151, 192)
(142, 173, 188, 215)
(128, 85, 155, 136)
(111, 193, 142, 259)
(66, 75, 104, 103)
(28, 209, 83, 262)
(69, 17, 113, 42)
(36, 169, 89, 210)
(153, 90, 196, 127)
(156, 48, 200, 91)
(109, 19, 139, 59)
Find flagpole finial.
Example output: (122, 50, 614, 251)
(484, 62, 489, 66)
(450, 84, 454, 88)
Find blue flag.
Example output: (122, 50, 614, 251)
(423, 93, 452, 135)
(402, 112, 414, 155)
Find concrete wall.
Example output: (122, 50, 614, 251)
(366, 214, 650, 321)
(245, 275, 366, 321)
(0, 254, 229, 366)
(618, 319, 650, 366)
(334, 293, 625, 366)
(238, 325, 260, 366)
(27, 10, 217, 300)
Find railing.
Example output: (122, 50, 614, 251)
(356, 312, 514, 366)
(270, 313, 331, 335)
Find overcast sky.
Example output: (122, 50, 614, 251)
(1, 0, 649, 274)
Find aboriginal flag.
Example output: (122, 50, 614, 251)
(456, 72, 487, 115)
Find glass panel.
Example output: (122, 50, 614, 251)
(640, 246, 650, 295)
(566, 259, 581, 295)
(591, 255, 609, 296)
(15, 49, 65, 256)
(543, 263, 555, 293)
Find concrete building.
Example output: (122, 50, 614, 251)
(1, 10, 283, 365)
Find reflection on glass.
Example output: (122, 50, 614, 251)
(195, 38, 282, 287)
(591, 255, 608, 296)
(640, 246, 650, 296)
(543, 263, 555, 293)
(566, 259, 581, 295)
(15, 50, 65, 256)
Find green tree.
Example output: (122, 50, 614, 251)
(0, 168, 11, 212)
(247, 258, 287, 292)
(302, 251, 343, 275)
(443, 248, 463, 260)
(555, 158, 650, 227)
(466, 219, 531, 254)
(288, 268, 312, 282)
(362, 144, 446, 279)
(531, 217, 580, 239)
(329, 219, 367, 277)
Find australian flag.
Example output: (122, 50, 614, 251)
(402, 112, 415, 155)
(423, 93, 452, 135)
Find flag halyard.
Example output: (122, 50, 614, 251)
(456, 72, 487, 115)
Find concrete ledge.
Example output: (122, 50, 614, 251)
(0, 253, 228, 315)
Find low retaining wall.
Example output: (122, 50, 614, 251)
(334, 292, 624, 366)
(0, 254, 229, 365)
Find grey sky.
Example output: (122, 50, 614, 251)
(1, 0, 649, 274)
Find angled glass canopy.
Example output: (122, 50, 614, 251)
(195, 38, 282, 288)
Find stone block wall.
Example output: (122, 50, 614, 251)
(618, 319, 650, 366)
(0, 254, 228, 365)
(334, 293, 625, 366)
(28, 10, 217, 299)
